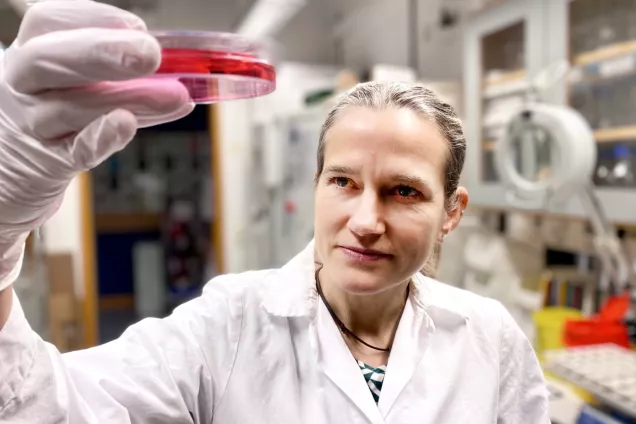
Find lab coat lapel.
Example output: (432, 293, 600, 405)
(314, 300, 385, 424)
(377, 295, 432, 418)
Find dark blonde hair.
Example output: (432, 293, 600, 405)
(315, 81, 466, 277)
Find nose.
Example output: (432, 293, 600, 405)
(347, 191, 385, 237)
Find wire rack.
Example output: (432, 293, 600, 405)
(545, 344, 636, 419)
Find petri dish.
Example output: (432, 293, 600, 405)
(150, 31, 277, 104)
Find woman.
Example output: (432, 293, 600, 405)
(0, 1, 550, 423)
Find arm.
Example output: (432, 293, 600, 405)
(0, 1, 213, 421)
(0, 0, 192, 324)
(0, 278, 240, 423)
(496, 303, 551, 424)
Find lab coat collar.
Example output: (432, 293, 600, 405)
(261, 240, 470, 322)
(262, 241, 469, 421)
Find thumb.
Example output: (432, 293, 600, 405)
(70, 108, 137, 173)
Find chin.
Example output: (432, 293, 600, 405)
(328, 265, 396, 295)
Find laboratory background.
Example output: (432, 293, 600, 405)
(2, 0, 636, 422)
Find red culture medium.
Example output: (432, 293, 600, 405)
(150, 32, 277, 104)
(157, 49, 276, 82)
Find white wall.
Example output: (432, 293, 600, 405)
(0, 0, 254, 42)
(333, 0, 463, 81)
(416, 0, 464, 80)
(276, 0, 337, 65)
(253, 62, 341, 122)
(137, 0, 253, 32)
(42, 177, 85, 298)
(216, 99, 253, 273)
(335, 0, 411, 71)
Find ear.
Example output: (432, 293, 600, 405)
(440, 187, 468, 237)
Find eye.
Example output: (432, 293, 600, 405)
(329, 176, 351, 188)
(393, 185, 420, 199)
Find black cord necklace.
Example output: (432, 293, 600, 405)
(315, 268, 409, 353)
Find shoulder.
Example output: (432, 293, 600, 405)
(417, 275, 518, 351)
(423, 277, 540, 370)
(165, 269, 275, 326)
(422, 276, 509, 324)
(202, 269, 278, 298)
(175, 268, 277, 322)
(198, 244, 317, 319)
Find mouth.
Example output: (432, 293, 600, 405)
(338, 245, 392, 262)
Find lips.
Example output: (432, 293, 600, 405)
(339, 245, 392, 263)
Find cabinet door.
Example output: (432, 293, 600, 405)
(463, 0, 548, 208)
(558, 0, 636, 223)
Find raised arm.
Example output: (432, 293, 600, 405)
(0, 0, 193, 323)
(0, 1, 234, 422)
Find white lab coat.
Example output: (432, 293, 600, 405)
(0, 241, 550, 423)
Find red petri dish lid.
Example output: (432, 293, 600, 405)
(149, 30, 277, 104)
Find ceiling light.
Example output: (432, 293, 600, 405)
(237, 0, 306, 38)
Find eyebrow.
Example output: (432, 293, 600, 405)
(393, 174, 430, 189)
(323, 165, 432, 191)
(323, 165, 355, 175)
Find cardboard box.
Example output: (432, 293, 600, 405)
(46, 253, 75, 295)
(45, 253, 81, 352)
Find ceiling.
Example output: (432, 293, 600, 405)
(98, 0, 257, 32)
(0, 0, 339, 64)
(1, 0, 469, 78)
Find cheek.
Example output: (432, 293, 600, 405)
(387, 205, 440, 230)
(314, 188, 347, 230)
(387, 206, 444, 250)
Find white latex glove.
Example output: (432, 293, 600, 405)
(0, 0, 195, 290)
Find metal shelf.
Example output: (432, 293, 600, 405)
(464, 0, 636, 224)
(574, 40, 636, 67)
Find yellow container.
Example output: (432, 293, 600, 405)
(534, 307, 596, 403)
(533, 307, 583, 360)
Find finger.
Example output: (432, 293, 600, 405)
(6, 28, 161, 94)
(70, 108, 138, 173)
(22, 79, 194, 140)
(17, 0, 146, 45)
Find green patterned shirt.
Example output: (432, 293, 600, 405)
(357, 360, 387, 404)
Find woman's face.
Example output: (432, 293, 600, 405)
(314, 107, 464, 295)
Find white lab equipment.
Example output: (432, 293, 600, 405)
(494, 102, 596, 209)
(462, 228, 543, 340)
(493, 62, 635, 310)
(0, 241, 551, 423)
(277, 109, 325, 261)
(248, 107, 326, 268)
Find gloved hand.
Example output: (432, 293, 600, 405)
(0, 0, 195, 291)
